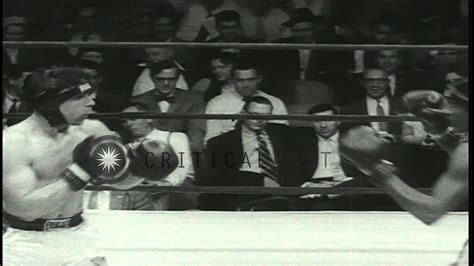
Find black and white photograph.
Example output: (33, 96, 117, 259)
(2, 0, 469, 265)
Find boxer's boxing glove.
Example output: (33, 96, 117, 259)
(402, 90, 451, 135)
(128, 138, 179, 182)
(63, 135, 131, 191)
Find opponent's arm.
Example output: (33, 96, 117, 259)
(2, 145, 79, 220)
(373, 144, 468, 225)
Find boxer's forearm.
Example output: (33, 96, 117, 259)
(381, 175, 445, 225)
(5, 179, 80, 221)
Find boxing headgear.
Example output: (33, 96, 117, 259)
(24, 67, 93, 132)
(129, 139, 179, 181)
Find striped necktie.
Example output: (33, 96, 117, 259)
(376, 99, 388, 131)
(257, 132, 279, 182)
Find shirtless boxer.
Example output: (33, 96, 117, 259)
(339, 79, 469, 265)
(3, 67, 171, 265)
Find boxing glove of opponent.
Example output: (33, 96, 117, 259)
(128, 138, 179, 182)
(402, 90, 451, 135)
(62, 135, 131, 191)
(339, 126, 392, 175)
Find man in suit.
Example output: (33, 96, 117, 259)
(198, 96, 298, 210)
(2, 64, 32, 128)
(293, 104, 361, 184)
(340, 68, 404, 139)
(131, 60, 206, 153)
(265, 8, 348, 88)
(347, 50, 416, 101)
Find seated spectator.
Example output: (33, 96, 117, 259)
(192, 51, 237, 102)
(125, 104, 192, 208)
(340, 68, 403, 139)
(132, 47, 190, 97)
(293, 104, 359, 184)
(77, 48, 105, 65)
(239, 0, 290, 42)
(131, 60, 206, 153)
(2, 16, 45, 69)
(2, 64, 32, 128)
(149, 6, 185, 42)
(205, 60, 288, 142)
(265, 8, 346, 87)
(207, 10, 254, 43)
(177, 0, 243, 42)
(198, 96, 298, 210)
(348, 50, 416, 101)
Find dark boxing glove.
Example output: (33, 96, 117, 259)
(402, 90, 451, 135)
(62, 135, 131, 191)
(129, 139, 179, 181)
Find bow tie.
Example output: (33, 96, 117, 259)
(155, 94, 175, 103)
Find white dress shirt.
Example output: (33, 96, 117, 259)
(240, 8, 291, 42)
(5, 48, 19, 64)
(311, 132, 346, 180)
(204, 86, 289, 143)
(388, 74, 396, 96)
(299, 42, 314, 79)
(240, 127, 276, 173)
(366, 96, 390, 131)
(353, 50, 365, 74)
(132, 63, 189, 97)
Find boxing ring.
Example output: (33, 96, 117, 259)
(3, 41, 469, 265)
(88, 210, 467, 265)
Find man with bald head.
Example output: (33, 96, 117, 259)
(340, 68, 404, 139)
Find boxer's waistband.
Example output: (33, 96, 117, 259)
(3, 212, 83, 231)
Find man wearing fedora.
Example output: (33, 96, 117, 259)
(263, 8, 348, 89)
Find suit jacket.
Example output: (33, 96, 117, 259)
(263, 37, 349, 86)
(131, 89, 206, 152)
(291, 127, 362, 182)
(340, 97, 405, 137)
(198, 123, 300, 210)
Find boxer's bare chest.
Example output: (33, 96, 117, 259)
(30, 128, 89, 183)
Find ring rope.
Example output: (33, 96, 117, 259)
(85, 185, 433, 195)
(4, 112, 422, 122)
(2, 41, 468, 51)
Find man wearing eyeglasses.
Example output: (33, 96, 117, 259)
(131, 60, 206, 153)
(340, 68, 404, 140)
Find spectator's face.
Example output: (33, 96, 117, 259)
(291, 22, 315, 43)
(233, 69, 261, 97)
(375, 50, 401, 74)
(123, 107, 152, 138)
(153, 17, 178, 41)
(151, 67, 179, 95)
(82, 68, 103, 89)
(145, 48, 174, 65)
(372, 24, 399, 44)
(59, 91, 95, 125)
(217, 20, 242, 42)
(211, 58, 233, 81)
(4, 25, 24, 41)
(243, 102, 272, 132)
(362, 69, 389, 99)
(81, 51, 103, 64)
(312, 110, 340, 139)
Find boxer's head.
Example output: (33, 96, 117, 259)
(24, 67, 95, 131)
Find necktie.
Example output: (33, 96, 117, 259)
(376, 99, 388, 131)
(257, 132, 279, 182)
(255, 17, 267, 42)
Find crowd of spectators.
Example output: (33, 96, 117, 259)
(2, 0, 469, 211)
